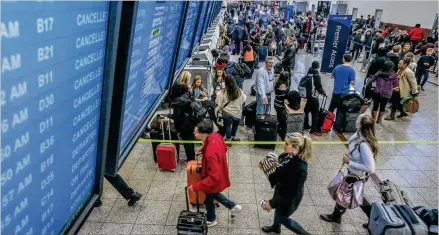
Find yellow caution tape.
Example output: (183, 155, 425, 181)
(137, 138, 438, 145)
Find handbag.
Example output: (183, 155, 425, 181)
(215, 99, 231, 128)
(327, 139, 368, 209)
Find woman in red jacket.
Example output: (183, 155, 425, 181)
(408, 24, 424, 49)
(189, 119, 242, 227)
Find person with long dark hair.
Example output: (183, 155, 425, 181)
(274, 71, 290, 140)
(215, 75, 247, 145)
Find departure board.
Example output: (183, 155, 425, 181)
(1, 2, 109, 235)
(119, 1, 185, 158)
(193, 1, 209, 45)
(175, 1, 201, 72)
(203, 1, 213, 33)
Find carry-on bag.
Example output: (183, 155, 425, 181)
(369, 174, 413, 206)
(244, 101, 257, 128)
(368, 203, 428, 235)
(177, 187, 208, 235)
(156, 117, 177, 171)
(334, 110, 360, 132)
(150, 123, 180, 163)
(318, 96, 334, 132)
(285, 112, 305, 134)
(254, 106, 278, 150)
(187, 160, 206, 206)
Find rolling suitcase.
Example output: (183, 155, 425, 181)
(177, 187, 208, 235)
(187, 160, 206, 206)
(254, 106, 278, 150)
(259, 46, 268, 62)
(150, 126, 180, 163)
(244, 101, 257, 128)
(368, 203, 428, 235)
(318, 96, 334, 132)
(156, 118, 177, 171)
(334, 110, 360, 132)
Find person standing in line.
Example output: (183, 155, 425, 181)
(189, 119, 242, 227)
(261, 133, 312, 235)
(215, 75, 247, 145)
(282, 37, 296, 75)
(328, 54, 356, 113)
(302, 61, 326, 136)
(274, 71, 291, 140)
(255, 57, 275, 115)
(320, 114, 379, 229)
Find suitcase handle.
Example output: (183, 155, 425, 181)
(159, 117, 172, 141)
(320, 95, 327, 110)
(185, 186, 200, 213)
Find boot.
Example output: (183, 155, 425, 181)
(128, 192, 142, 206)
(384, 112, 395, 121)
(261, 225, 281, 234)
(319, 206, 343, 224)
(371, 111, 377, 121)
(376, 112, 385, 123)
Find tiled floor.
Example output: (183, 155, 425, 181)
(79, 52, 438, 235)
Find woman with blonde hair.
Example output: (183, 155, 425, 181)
(320, 114, 379, 229)
(179, 71, 192, 88)
(261, 132, 312, 235)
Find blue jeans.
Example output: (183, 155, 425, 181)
(256, 93, 272, 115)
(235, 76, 244, 90)
(205, 192, 235, 222)
(273, 209, 310, 234)
(223, 112, 240, 140)
(417, 70, 430, 87)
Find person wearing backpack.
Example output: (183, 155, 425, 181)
(241, 44, 256, 78)
(299, 61, 326, 136)
(367, 61, 399, 123)
(221, 53, 246, 90)
(320, 114, 379, 229)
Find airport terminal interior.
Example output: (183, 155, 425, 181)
(2, 0, 438, 235)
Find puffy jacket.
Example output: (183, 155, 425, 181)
(408, 27, 423, 41)
(168, 84, 194, 133)
(369, 72, 399, 99)
(192, 132, 230, 193)
(282, 44, 296, 69)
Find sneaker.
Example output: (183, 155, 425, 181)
(230, 204, 242, 215)
(207, 220, 218, 227)
(128, 192, 142, 207)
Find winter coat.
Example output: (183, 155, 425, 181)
(366, 55, 389, 78)
(396, 67, 418, 98)
(192, 132, 231, 193)
(386, 52, 400, 73)
(369, 71, 399, 99)
(408, 27, 423, 41)
(282, 44, 296, 69)
(169, 85, 195, 134)
(269, 153, 308, 216)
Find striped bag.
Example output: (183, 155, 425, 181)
(258, 152, 279, 188)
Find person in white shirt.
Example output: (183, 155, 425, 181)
(215, 75, 247, 144)
(255, 57, 275, 115)
(320, 114, 378, 229)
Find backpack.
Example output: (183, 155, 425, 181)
(298, 73, 317, 98)
(235, 62, 251, 77)
(190, 100, 207, 123)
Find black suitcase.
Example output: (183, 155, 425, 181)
(334, 110, 360, 132)
(150, 128, 180, 163)
(176, 187, 208, 235)
(254, 114, 278, 150)
(244, 101, 257, 128)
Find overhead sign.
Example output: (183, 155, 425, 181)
(320, 15, 352, 73)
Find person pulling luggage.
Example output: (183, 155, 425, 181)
(320, 114, 379, 229)
(188, 119, 242, 227)
(255, 57, 275, 116)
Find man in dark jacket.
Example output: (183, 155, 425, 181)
(232, 25, 243, 55)
(220, 53, 245, 89)
(190, 119, 242, 227)
(301, 61, 326, 136)
(281, 37, 296, 75)
(387, 45, 401, 73)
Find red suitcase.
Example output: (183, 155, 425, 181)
(156, 117, 177, 171)
(321, 111, 335, 132)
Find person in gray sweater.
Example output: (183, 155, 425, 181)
(320, 114, 379, 229)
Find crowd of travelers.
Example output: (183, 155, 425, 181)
(98, 2, 437, 234)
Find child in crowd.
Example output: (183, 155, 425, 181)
(192, 76, 208, 102)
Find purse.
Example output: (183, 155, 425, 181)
(327, 138, 368, 209)
(216, 100, 231, 127)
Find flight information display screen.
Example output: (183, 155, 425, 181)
(193, 1, 209, 45)
(203, 1, 213, 33)
(175, 1, 201, 72)
(119, 1, 185, 159)
(1, 2, 109, 234)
